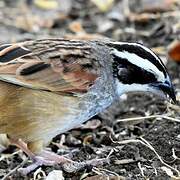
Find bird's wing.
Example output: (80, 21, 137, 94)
(0, 39, 101, 94)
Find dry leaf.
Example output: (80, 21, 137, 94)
(34, 0, 58, 10)
(83, 134, 93, 145)
(168, 40, 180, 63)
(161, 166, 174, 177)
(130, 0, 174, 13)
(15, 15, 40, 32)
(91, 0, 114, 12)
(68, 21, 85, 33)
(128, 12, 160, 23)
(46, 170, 64, 180)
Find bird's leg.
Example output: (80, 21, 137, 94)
(27, 140, 73, 164)
(9, 138, 34, 158)
(38, 150, 73, 163)
(9, 138, 110, 174)
(9, 138, 73, 174)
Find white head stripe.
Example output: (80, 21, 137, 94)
(110, 42, 165, 68)
(112, 48, 165, 82)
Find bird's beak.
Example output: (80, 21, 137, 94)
(153, 80, 177, 104)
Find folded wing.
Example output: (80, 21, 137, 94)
(0, 39, 100, 94)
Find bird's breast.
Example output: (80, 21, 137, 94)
(0, 82, 80, 142)
(0, 79, 115, 144)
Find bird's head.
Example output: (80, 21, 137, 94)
(109, 42, 176, 103)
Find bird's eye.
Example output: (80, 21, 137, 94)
(117, 66, 131, 83)
(117, 64, 157, 85)
(118, 64, 125, 68)
(118, 67, 129, 77)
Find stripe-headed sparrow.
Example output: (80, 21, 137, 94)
(0, 38, 176, 173)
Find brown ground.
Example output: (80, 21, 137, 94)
(0, 0, 179, 179)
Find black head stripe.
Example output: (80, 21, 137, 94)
(113, 55, 157, 84)
(110, 43, 167, 77)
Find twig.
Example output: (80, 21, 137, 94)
(161, 116, 180, 123)
(110, 137, 180, 177)
(2, 158, 28, 180)
(33, 167, 46, 180)
(106, 148, 114, 159)
(138, 162, 145, 177)
(114, 28, 151, 37)
(92, 167, 120, 177)
(0, 150, 22, 161)
(116, 114, 180, 123)
(129, 11, 180, 22)
(116, 114, 162, 123)
(115, 158, 136, 165)
(140, 137, 180, 177)
(152, 165, 158, 176)
(92, 167, 103, 175)
(110, 136, 147, 146)
(167, 103, 180, 112)
(172, 148, 180, 161)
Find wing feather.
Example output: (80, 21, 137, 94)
(0, 39, 100, 94)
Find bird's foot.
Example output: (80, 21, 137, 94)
(18, 150, 73, 175)
(38, 150, 73, 164)
(62, 158, 110, 173)
(8, 138, 74, 174)
(18, 156, 54, 175)
(18, 151, 109, 175)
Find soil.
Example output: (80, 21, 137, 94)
(0, 0, 179, 179)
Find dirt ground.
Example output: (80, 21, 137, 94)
(0, 0, 179, 179)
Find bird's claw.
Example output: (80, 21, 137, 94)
(18, 153, 72, 175)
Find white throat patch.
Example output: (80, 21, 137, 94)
(115, 79, 149, 95)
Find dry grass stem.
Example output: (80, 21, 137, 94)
(33, 168, 46, 180)
(0, 150, 22, 161)
(92, 167, 120, 177)
(116, 114, 180, 123)
(2, 158, 27, 180)
(137, 162, 145, 177)
(172, 148, 180, 161)
(140, 137, 180, 177)
(110, 136, 180, 177)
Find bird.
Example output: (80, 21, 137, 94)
(0, 38, 176, 174)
